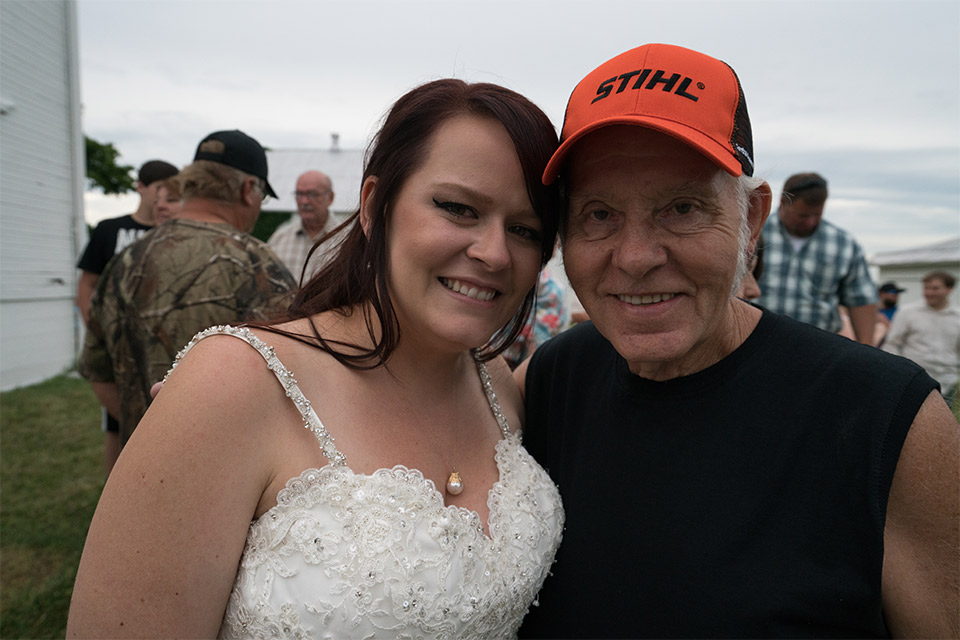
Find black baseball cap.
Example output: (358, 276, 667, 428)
(137, 160, 178, 186)
(193, 130, 277, 198)
(879, 282, 905, 293)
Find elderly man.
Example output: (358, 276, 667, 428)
(518, 44, 958, 638)
(757, 172, 878, 343)
(79, 130, 296, 450)
(268, 169, 341, 282)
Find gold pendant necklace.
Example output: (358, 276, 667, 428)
(446, 470, 463, 495)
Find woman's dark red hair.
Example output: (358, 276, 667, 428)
(264, 79, 560, 368)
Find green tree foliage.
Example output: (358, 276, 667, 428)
(85, 135, 135, 194)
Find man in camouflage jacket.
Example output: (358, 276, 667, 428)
(79, 130, 296, 448)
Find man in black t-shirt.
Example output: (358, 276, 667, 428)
(76, 159, 177, 474)
(516, 44, 958, 638)
(77, 159, 178, 320)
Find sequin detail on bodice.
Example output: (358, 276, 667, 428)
(167, 325, 564, 639)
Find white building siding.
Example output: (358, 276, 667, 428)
(872, 237, 960, 308)
(1, 300, 77, 388)
(0, 0, 85, 390)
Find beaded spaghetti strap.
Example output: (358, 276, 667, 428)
(165, 325, 347, 466)
(474, 358, 512, 438)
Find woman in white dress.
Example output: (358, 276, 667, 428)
(67, 80, 564, 639)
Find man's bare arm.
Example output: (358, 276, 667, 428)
(882, 390, 960, 638)
(848, 303, 878, 346)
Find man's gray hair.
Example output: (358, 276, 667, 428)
(731, 174, 766, 296)
(177, 160, 256, 204)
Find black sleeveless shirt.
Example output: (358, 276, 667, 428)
(520, 309, 935, 638)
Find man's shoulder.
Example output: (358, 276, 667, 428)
(765, 309, 923, 374)
(163, 220, 295, 288)
(92, 213, 150, 233)
(99, 228, 150, 278)
(816, 218, 859, 245)
(109, 221, 272, 274)
(895, 301, 929, 317)
(267, 217, 302, 243)
(900, 301, 960, 319)
(934, 302, 960, 316)
(93, 213, 133, 228)
(157, 219, 267, 249)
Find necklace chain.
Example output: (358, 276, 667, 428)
(444, 358, 511, 496)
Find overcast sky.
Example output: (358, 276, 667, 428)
(77, 0, 960, 256)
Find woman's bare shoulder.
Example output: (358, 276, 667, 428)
(164, 329, 281, 400)
(66, 326, 305, 638)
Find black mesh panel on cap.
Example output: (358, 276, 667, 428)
(724, 63, 754, 177)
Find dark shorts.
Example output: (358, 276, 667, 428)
(101, 407, 120, 433)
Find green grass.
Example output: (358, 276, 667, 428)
(1, 374, 103, 639)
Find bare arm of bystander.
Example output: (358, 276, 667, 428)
(848, 303, 879, 346)
(881, 390, 960, 638)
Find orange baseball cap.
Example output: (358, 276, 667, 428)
(543, 43, 754, 184)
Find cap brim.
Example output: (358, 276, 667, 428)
(264, 180, 278, 199)
(542, 116, 743, 185)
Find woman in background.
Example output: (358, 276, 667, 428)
(152, 176, 183, 224)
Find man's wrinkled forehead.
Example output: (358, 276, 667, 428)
(563, 124, 733, 191)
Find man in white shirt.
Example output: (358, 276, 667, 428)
(884, 270, 960, 407)
(268, 170, 342, 283)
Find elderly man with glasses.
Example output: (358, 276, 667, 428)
(268, 170, 343, 283)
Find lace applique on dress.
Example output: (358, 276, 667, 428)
(168, 325, 564, 639)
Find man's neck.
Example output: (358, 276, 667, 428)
(301, 217, 328, 240)
(130, 200, 155, 226)
(178, 199, 248, 232)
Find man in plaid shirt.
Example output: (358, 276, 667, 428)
(268, 170, 343, 284)
(757, 173, 878, 344)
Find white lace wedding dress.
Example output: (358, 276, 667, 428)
(168, 326, 564, 639)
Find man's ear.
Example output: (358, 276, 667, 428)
(241, 177, 259, 207)
(747, 181, 772, 255)
(359, 176, 378, 238)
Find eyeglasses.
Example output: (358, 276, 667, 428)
(256, 179, 272, 204)
(293, 190, 330, 200)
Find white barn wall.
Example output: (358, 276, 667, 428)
(1, 301, 76, 387)
(0, 0, 85, 390)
